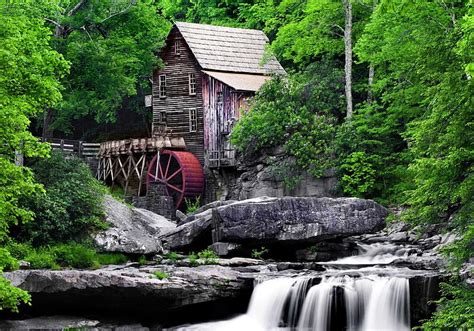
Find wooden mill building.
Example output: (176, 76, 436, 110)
(97, 22, 285, 209)
(152, 22, 285, 168)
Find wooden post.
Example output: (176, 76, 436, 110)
(78, 141, 83, 157)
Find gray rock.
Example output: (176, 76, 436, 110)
(185, 200, 237, 222)
(176, 209, 187, 223)
(94, 196, 176, 255)
(389, 232, 409, 242)
(212, 197, 388, 245)
(460, 262, 474, 289)
(0, 316, 100, 330)
(211, 242, 243, 257)
(160, 208, 214, 251)
(3, 264, 254, 314)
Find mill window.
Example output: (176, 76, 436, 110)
(158, 111, 167, 124)
(174, 39, 181, 55)
(189, 73, 196, 95)
(158, 74, 166, 98)
(189, 108, 197, 132)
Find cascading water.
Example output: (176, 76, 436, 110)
(182, 242, 414, 331)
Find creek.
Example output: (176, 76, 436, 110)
(179, 242, 438, 331)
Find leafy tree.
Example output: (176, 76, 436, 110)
(38, 0, 170, 137)
(0, 2, 68, 311)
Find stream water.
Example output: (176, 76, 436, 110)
(181, 243, 420, 331)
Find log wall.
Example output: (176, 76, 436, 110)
(152, 27, 205, 164)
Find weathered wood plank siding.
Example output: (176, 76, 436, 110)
(202, 74, 251, 161)
(152, 27, 205, 164)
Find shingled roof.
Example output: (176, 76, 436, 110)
(174, 22, 285, 75)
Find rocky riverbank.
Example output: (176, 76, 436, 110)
(1, 196, 456, 329)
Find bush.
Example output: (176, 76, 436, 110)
(96, 253, 128, 266)
(198, 249, 218, 265)
(231, 70, 340, 178)
(185, 196, 201, 214)
(6, 242, 127, 270)
(52, 243, 99, 269)
(153, 270, 169, 280)
(164, 251, 180, 263)
(188, 252, 198, 267)
(18, 152, 107, 246)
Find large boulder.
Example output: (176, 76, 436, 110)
(94, 196, 176, 254)
(212, 197, 388, 245)
(161, 198, 274, 251)
(162, 197, 388, 252)
(160, 208, 214, 251)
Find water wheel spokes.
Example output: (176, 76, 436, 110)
(147, 150, 204, 209)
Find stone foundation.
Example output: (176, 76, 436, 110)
(132, 183, 175, 221)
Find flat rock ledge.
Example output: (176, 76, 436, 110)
(162, 197, 388, 251)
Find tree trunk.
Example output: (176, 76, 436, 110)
(343, 0, 353, 119)
(367, 63, 374, 104)
(42, 108, 54, 139)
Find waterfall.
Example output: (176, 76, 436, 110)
(325, 242, 413, 265)
(184, 274, 411, 331)
(182, 242, 414, 331)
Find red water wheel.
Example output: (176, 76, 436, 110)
(147, 150, 204, 209)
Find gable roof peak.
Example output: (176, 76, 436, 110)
(173, 21, 285, 75)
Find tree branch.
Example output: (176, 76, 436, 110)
(44, 18, 63, 29)
(68, 0, 88, 17)
(100, 1, 134, 24)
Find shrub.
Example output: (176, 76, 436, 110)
(18, 152, 107, 246)
(231, 68, 341, 178)
(188, 252, 198, 267)
(24, 248, 60, 270)
(52, 243, 99, 269)
(251, 247, 269, 260)
(96, 253, 128, 266)
(164, 251, 180, 263)
(338, 151, 377, 198)
(6, 242, 127, 270)
(198, 249, 218, 265)
(185, 196, 201, 214)
(153, 270, 169, 280)
(137, 255, 148, 266)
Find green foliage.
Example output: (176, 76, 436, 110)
(421, 282, 474, 330)
(198, 249, 219, 265)
(232, 66, 342, 178)
(441, 225, 474, 272)
(7, 242, 127, 270)
(137, 255, 148, 266)
(188, 252, 198, 267)
(338, 152, 377, 198)
(38, 0, 171, 133)
(251, 247, 268, 259)
(96, 253, 128, 266)
(153, 270, 169, 280)
(0, 1, 68, 312)
(18, 152, 107, 246)
(0, 276, 31, 313)
(185, 196, 201, 214)
(164, 251, 180, 263)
